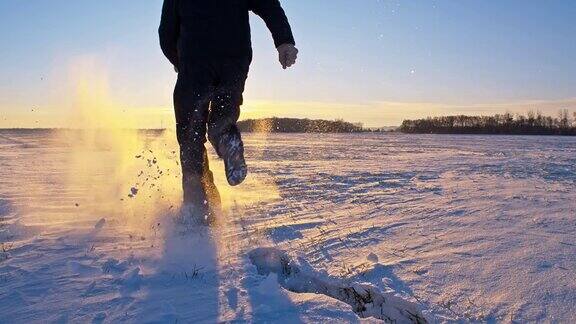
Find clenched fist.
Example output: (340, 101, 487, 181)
(277, 43, 298, 69)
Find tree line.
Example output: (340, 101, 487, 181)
(237, 117, 364, 133)
(400, 110, 576, 135)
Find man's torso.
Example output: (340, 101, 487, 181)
(177, 0, 253, 60)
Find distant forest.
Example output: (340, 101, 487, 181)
(237, 111, 576, 135)
(237, 117, 364, 133)
(400, 110, 576, 136)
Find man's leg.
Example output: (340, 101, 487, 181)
(173, 65, 215, 219)
(207, 58, 251, 186)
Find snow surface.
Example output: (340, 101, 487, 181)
(0, 130, 575, 323)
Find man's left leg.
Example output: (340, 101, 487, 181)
(207, 58, 251, 186)
(174, 62, 221, 224)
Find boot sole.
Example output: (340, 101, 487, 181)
(226, 163, 247, 186)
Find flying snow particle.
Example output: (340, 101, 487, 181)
(367, 253, 379, 263)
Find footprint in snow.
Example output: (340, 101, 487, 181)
(94, 218, 106, 230)
(367, 252, 379, 263)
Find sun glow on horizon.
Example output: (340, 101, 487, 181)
(1, 56, 576, 130)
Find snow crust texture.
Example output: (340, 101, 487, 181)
(1, 130, 575, 323)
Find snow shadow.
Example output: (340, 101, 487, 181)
(249, 247, 428, 323)
(128, 219, 304, 322)
(130, 222, 221, 323)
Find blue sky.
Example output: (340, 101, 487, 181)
(1, 0, 575, 127)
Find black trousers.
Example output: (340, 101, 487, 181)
(173, 57, 251, 203)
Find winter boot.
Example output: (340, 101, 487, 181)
(217, 133, 247, 186)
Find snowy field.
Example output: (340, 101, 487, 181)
(1, 130, 575, 323)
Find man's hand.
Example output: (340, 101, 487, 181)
(277, 43, 298, 69)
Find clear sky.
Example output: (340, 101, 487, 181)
(1, 0, 575, 128)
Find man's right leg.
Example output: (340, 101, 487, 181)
(207, 58, 251, 186)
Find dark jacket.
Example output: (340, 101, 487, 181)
(159, 0, 295, 68)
